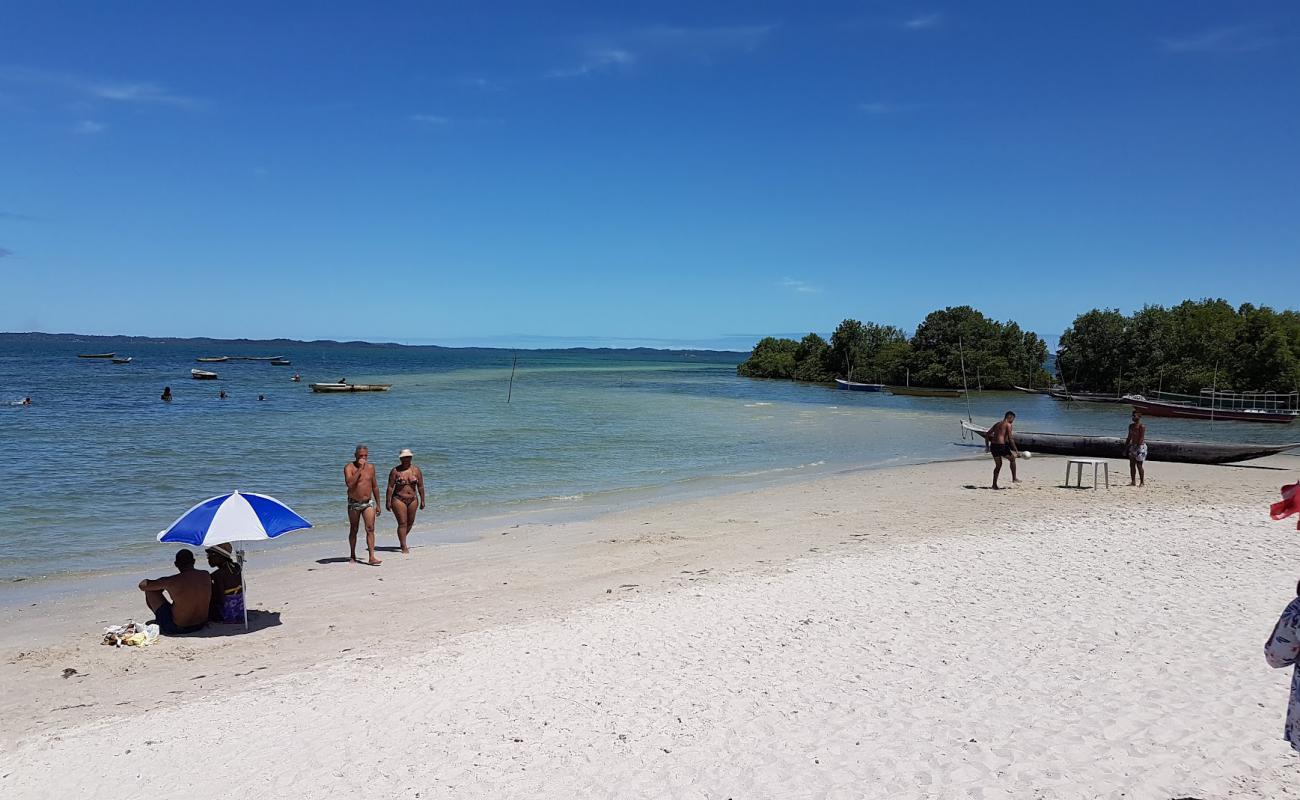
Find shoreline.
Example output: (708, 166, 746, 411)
(0, 448, 990, 599)
(5, 454, 1300, 796)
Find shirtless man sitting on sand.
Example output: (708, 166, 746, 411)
(138, 549, 210, 635)
(987, 411, 1021, 490)
(345, 444, 383, 565)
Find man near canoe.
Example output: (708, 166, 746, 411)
(345, 444, 383, 565)
(1125, 409, 1147, 487)
(987, 411, 1021, 489)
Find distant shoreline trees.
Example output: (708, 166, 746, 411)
(1056, 300, 1300, 395)
(737, 306, 1050, 389)
(740, 299, 1300, 395)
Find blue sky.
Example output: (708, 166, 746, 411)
(1, 1, 1297, 350)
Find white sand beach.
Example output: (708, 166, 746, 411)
(4, 455, 1300, 799)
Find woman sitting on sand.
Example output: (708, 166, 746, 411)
(385, 448, 425, 554)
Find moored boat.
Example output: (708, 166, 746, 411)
(196, 356, 229, 363)
(834, 378, 886, 392)
(1047, 390, 1127, 404)
(229, 356, 284, 361)
(888, 385, 964, 398)
(191, 368, 219, 380)
(960, 419, 1299, 464)
(1013, 385, 1050, 394)
(269, 358, 291, 366)
(309, 382, 392, 393)
(1125, 395, 1298, 424)
(111, 356, 133, 364)
(77, 353, 115, 359)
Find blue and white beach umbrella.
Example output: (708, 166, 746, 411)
(157, 491, 312, 628)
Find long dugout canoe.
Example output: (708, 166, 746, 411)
(960, 420, 1298, 465)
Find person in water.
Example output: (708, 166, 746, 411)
(206, 543, 245, 624)
(1124, 409, 1147, 487)
(345, 444, 383, 565)
(161, 386, 172, 402)
(986, 411, 1021, 489)
(386, 448, 426, 554)
(219, 390, 228, 399)
(20, 397, 31, 406)
(138, 549, 209, 635)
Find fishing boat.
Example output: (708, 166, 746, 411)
(309, 382, 392, 393)
(1047, 389, 1127, 404)
(229, 356, 284, 362)
(1013, 385, 1051, 394)
(111, 356, 132, 364)
(77, 353, 115, 359)
(834, 378, 886, 392)
(888, 385, 964, 398)
(191, 368, 219, 380)
(1125, 394, 1298, 424)
(196, 356, 229, 363)
(960, 420, 1298, 464)
(269, 358, 292, 366)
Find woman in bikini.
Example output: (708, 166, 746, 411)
(385, 448, 426, 554)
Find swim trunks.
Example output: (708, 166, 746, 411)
(990, 442, 1013, 458)
(348, 498, 376, 512)
(1127, 443, 1148, 463)
(154, 601, 206, 635)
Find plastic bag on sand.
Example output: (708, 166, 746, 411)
(102, 622, 160, 647)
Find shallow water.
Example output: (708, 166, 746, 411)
(1, 334, 1295, 583)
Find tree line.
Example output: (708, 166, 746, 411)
(739, 299, 1300, 394)
(737, 306, 1051, 389)
(1056, 300, 1300, 395)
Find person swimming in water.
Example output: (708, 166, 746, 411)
(161, 386, 172, 402)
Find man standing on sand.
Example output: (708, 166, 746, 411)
(138, 549, 210, 635)
(987, 411, 1021, 489)
(345, 444, 383, 565)
(1125, 409, 1147, 487)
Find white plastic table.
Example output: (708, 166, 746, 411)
(1065, 458, 1109, 489)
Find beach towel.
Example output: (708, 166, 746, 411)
(102, 622, 160, 647)
(1270, 482, 1300, 530)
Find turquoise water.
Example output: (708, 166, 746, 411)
(2, 334, 1297, 583)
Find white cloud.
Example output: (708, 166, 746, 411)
(0, 66, 202, 108)
(410, 113, 449, 125)
(546, 23, 776, 79)
(903, 13, 943, 31)
(73, 119, 105, 134)
(778, 278, 820, 294)
(1161, 24, 1278, 54)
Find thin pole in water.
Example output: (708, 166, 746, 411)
(507, 353, 518, 403)
(1210, 361, 1218, 424)
(959, 336, 973, 423)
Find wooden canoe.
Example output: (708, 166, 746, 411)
(196, 356, 229, 363)
(111, 357, 132, 364)
(960, 420, 1298, 464)
(77, 353, 115, 359)
(1047, 390, 1127, 404)
(888, 385, 964, 398)
(834, 378, 887, 392)
(309, 383, 392, 393)
(191, 369, 219, 380)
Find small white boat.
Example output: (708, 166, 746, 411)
(111, 357, 133, 364)
(309, 382, 392, 393)
(191, 368, 219, 380)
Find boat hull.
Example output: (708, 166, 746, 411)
(1048, 390, 1127, 404)
(111, 357, 132, 364)
(835, 378, 886, 392)
(1127, 397, 1297, 424)
(888, 385, 964, 398)
(961, 420, 1298, 464)
(191, 369, 219, 380)
(196, 357, 229, 363)
(309, 383, 392, 393)
(77, 353, 115, 359)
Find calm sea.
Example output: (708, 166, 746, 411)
(1, 334, 1295, 585)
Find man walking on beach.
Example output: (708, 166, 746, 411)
(988, 411, 1021, 489)
(138, 549, 210, 635)
(1125, 409, 1147, 487)
(345, 444, 383, 565)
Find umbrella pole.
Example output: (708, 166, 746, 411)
(238, 547, 249, 630)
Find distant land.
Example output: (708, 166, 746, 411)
(0, 331, 748, 358)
